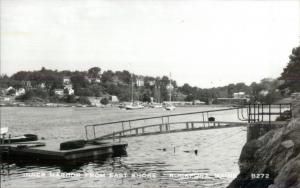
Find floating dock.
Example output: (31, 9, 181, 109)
(0, 141, 127, 162)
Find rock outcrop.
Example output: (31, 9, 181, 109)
(228, 97, 300, 188)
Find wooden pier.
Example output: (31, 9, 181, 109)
(97, 121, 248, 141)
(85, 104, 292, 142)
(0, 141, 127, 162)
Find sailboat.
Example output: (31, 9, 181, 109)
(165, 73, 176, 111)
(150, 84, 163, 108)
(125, 74, 144, 110)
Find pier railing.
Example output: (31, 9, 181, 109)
(84, 107, 246, 140)
(84, 103, 292, 141)
(247, 103, 292, 123)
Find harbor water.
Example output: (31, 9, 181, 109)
(0, 106, 246, 188)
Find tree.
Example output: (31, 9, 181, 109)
(100, 98, 109, 105)
(101, 70, 114, 83)
(280, 46, 300, 93)
(7, 88, 16, 96)
(88, 67, 101, 78)
(78, 96, 91, 105)
(141, 93, 151, 103)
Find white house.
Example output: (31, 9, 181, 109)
(110, 95, 119, 103)
(54, 89, 64, 96)
(38, 83, 46, 89)
(5, 86, 14, 93)
(148, 80, 156, 86)
(64, 84, 74, 95)
(63, 76, 71, 85)
(233, 92, 246, 99)
(136, 77, 144, 87)
(259, 90, 269, 97)
(15, 88, 26, 96)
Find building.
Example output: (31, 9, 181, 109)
(21, 81, 32, 88)
(38, 83, 46, 89)
(63, 77, 71, 85)
(259, 90, 269, 97)
(64, 84, 74, 95)
(233, 92, 246, 99)
(148, 80, 156, 86)
(54, 89, 64, 96)
(15, 88, 26, 96)
(110, 95, 119, 103)
(193, 100, 206, 105)
(135, 77, 144, 87)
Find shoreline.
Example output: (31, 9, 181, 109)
(228, 97, 300, 188)
(0, 101, 233, 108)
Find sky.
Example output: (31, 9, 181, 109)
(0, 0, 299, 88)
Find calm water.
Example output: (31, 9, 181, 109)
(0, 106, 246, 188)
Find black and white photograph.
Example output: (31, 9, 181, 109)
(0, 0, 300, 187)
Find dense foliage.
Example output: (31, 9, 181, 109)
(280, 46, 300, 93)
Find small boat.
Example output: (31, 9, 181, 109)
(125, 103, 144, 110)
(165, 104, 176, 111)
(150, 103, 163, 108)
(0, 134, 38, 144)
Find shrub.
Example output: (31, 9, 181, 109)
(16, 89, 48, 101)
(78, 96, 91, 105)
(100, 97, 109, 105)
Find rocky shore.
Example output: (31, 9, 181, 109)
(228, 97, 300, 188)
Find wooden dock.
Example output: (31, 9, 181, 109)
(0, 141, 127, 162)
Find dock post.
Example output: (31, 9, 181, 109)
(160, 125, 162, 132)
(269, 105, 271, 125)
(113, 132, 115, 142)
(191, 122, 194, 129)
(202, 113, 205, 127)
(93, 126, 96, 139)
(262, 104, 264, 122)
(85, 126, 88, 140)
(135, 128, 138, 135)
(186, 122, 189, 129)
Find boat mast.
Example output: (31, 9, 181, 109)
(169, 73, 172, 102)
(131, 73, 134, 103)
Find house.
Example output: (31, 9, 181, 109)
(15, 88, 26, 96)
(193, 100, 205, 105)
(88, 97, 101, 107)
(148, 80, 156, 86)
(93, 78, 101, 83)
(64, 84, 74, 95)
(135, 77, 144, 87)
(38, 83, 46, 89)
(54, 89, 64, 96)
(259, 90, 269, 97)
(233, 92, 246, 99)
(110, 95, 119, 103)
(21, 81, 32, 88)
(63, 77, 71, 85)
(5, 86, 14, 93)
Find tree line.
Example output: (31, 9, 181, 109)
(0, 45, 299, 104)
